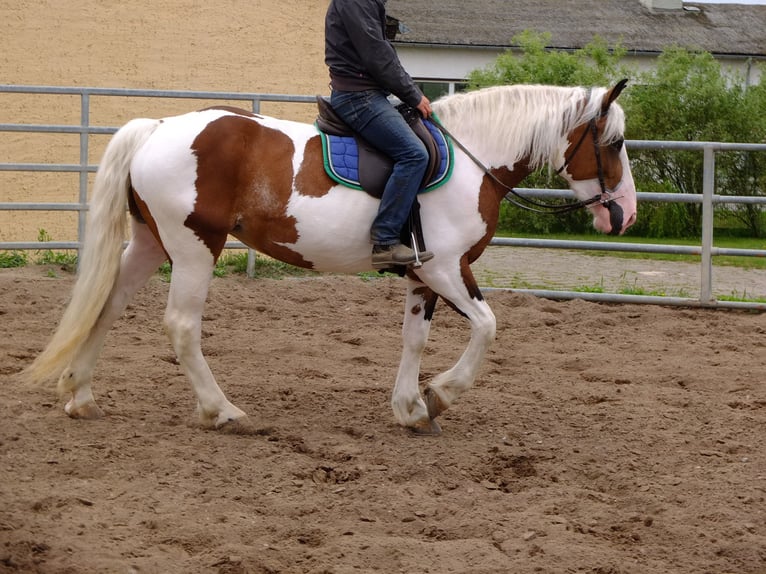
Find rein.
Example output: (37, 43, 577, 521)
(431, 106, 620, 215)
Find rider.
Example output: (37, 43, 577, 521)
(325, 0, 435, 269)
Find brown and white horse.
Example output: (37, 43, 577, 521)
(27, 82, 637, 435)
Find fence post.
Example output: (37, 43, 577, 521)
(246, 97, 262, 278)
(77, 91, 91, 269)
(700, 146, 715, 305)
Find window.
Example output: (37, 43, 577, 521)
(416, 81, 469, 100)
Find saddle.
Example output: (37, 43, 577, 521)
(315, 96, 451, 198)
(315, 97, 453, 274)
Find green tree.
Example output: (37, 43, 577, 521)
(468, 31, 630, 235)
(468, 31, 627, 89)
(713, 79, 766, 237)
(467, 35, 766, 238)
(624, 47, 766, 237)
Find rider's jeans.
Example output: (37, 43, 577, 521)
(330, 89, 428, 246)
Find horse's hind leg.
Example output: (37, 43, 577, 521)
(60, 221, 167, 418)
(163, 254, 247, 429)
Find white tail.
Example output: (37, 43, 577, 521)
(25, 118, 160, 386)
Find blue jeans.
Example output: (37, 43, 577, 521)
(330, 89, 429, 246)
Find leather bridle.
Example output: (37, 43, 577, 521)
(431, 98, 625, 218)
(554, 115, 625, 210)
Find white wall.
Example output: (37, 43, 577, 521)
(396, 45, 763, 86)
(395, 45, 500, 80)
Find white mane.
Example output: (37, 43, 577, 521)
(432, 84, 626, 170)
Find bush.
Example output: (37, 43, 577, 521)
(623, 48, 765, 237)
(467, 34, 766, 238)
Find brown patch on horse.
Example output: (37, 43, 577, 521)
(468, 168, 513, 259)
(562, 119, 623, 190)
(188, 114, 310, 267)
(201, 105, 261, 119)
(294, 135, 334, 198)
(415, 284, 439, 320)
(451, 166, 529, 301)
(406, 280, 469, 324)
(127, 183, 146, 224)
(459, 256, 483, 303)
(411, 285, 430, 299)
(479, 165, 532, 251)
(407, 285, 431, 316)
(403, 282, 439, 320)
(423, 290, 439, 320)
(447, 165, 530, 303)
(128, 185, 170, 260)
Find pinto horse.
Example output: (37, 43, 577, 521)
(27, 82, 637, 435)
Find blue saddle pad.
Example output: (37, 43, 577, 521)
(318, 118, 454, 193)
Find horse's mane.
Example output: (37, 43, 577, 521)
(432, 84, 626, 170)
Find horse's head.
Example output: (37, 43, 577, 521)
(556, 80, 637, 235)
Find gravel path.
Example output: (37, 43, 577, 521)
(472, 246, 766, 301)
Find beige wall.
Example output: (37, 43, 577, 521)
(0, 0, 331, 243)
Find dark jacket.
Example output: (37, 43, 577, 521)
(325, 0, 423, 108)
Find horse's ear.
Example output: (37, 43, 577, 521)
(602, 78, 629, 113)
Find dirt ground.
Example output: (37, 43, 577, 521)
(1, 265, 765, 574)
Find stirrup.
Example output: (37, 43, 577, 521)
(411, 232, 424, 268)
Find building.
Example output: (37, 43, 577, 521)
(386, 0, 765, 97)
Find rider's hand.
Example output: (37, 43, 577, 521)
(416, 95, 432, 119)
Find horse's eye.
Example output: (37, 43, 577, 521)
(609, 138, 625, 152)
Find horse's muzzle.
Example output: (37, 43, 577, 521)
(606, 201, 624, 236)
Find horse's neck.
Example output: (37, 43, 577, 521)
(495, 163, 534, 189)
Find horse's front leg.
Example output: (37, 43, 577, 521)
(391, 278, 441, 434)
(420, 267, 497, 424)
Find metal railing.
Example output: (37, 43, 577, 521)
(0, 85, 316, 275)
(1, 85, 765, 310)
(493, 141, 766, 311)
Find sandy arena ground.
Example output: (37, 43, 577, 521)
(1, 266, 765, 573)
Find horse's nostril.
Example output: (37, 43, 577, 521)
(607, 201, 624, 236)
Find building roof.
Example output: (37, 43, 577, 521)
(386, 0, 766, 59)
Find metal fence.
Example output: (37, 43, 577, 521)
(1, 85, 765, 310)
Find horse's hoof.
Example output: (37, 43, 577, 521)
(215, 416, 257, 435)
(65, 400, 104, 420)
(408, 418, 442, 437)
(424, 387, 447, 420)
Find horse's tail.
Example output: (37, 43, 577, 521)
(25, 117, 160, 388)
